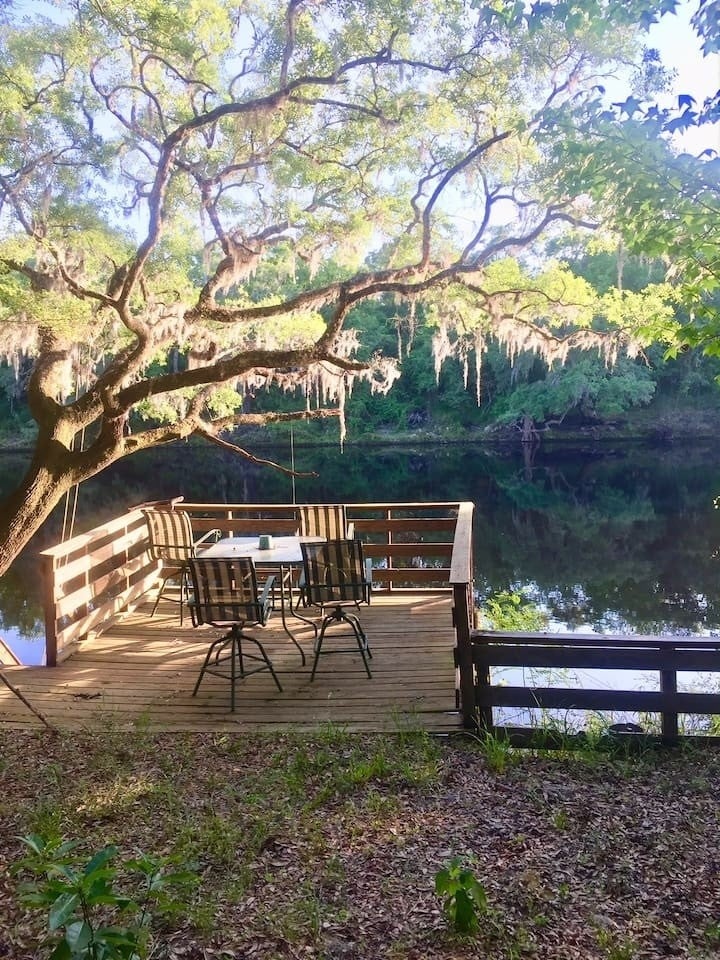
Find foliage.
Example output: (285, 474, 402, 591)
(15, 834, 198, 960)
(480, 591, 549, 632)
(553, 124, 719, 341)
(434, 856, 489, 936)
(546, 0, 720, 353)
(466, 729, 518, 775)
(0, 0, 672, 572)
(494, 356, 657, 432)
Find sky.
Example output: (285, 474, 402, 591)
(648, 1, 720, 154)
(17, 0, 718, 143)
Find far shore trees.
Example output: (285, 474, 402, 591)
(0, 0, 682, 573)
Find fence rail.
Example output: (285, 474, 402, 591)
(39, 509, 158, 665)
(470, 629, 720, 744)
(179, 501, 463, 590)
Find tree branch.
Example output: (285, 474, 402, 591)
(198, 428, 318, 479)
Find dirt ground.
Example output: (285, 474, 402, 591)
(1, 727, 719, 959)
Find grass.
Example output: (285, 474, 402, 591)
(2, 728, 720, 959)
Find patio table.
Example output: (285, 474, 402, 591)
(201, 535, 322, 664)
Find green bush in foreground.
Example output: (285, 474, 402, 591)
(15, 834, 198, 959)
(435, 856, 489, 936)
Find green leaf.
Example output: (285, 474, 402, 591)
(19, 833, 46, 855)
(48, 892, 81, 931)
(48, 940, 73, 960)
(94, 924, 141, 954)
(453, 889, 478, 934)
(64, 919, 93, 953)
(83, 845, 118, 876)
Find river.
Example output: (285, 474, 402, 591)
(2, 438, 720, 666)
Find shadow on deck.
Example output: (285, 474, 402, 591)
(0, 594, 462, 733)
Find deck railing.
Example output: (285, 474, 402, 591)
(471, 630, 720, 744)
(39, 509, 158, 665)
(39, 500, 476, 671)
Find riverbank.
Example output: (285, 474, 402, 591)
(1, 728, 719, 959)
(263, 399, 720, 447)
(3, 398, 720, 454)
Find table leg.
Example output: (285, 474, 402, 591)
(276, 565, 317, 665)
(286, 571, 320, 637)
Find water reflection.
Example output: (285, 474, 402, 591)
(2, 440, 720, 663)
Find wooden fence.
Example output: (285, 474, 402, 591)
(39, 509, 158, 666)
(39, 500, 475, 669)
(470, 630, 720, 745)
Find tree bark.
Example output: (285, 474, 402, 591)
(0, 451, 79, 577)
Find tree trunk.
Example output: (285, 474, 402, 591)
(0, 450, 79, 577)
(520, 414, 537, 443)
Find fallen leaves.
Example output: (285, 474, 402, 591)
(0, 730, 719, 959)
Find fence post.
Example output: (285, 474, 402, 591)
(660, 666, 679, 745)
(385, 507, 393, 592)
(450, 502, 475, 728)
(454, 582, 476, 728)
(40, 554, 58, 667)
(473, 634, 494, 732)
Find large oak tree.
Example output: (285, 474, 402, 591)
(0, 0, 670, 573)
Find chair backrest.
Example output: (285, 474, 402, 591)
(301, 539, 367, 606)
(188, 557, 268, 626)
(297, 504, 350, 540)
(142, 507, 194, 562)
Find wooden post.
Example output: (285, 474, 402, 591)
(473, 634, 494, 732)
(40, 554, 58, 667)
(660, 665, 679, 745)
(386, 507, 393, 592)
(454, 582, 476, 728)
(450, 502, 476, 728)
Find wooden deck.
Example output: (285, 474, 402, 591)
(0, 593, 462, 733)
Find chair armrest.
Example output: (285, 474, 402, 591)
(258, 575, 276, 606)
(364, 558, 372, 602)
(194, 528, 221, 547)
(132, 495, 185, 510)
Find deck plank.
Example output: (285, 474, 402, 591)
(0, 593, 462, 733)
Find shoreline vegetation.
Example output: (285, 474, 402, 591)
(2, 727, 719, 960)
(4, 403, 720, 455)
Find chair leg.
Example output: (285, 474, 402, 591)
(250, 636, 283, 693)
(346, 611, 372, 659)
(230, 634, 237, 713)
(309, 611, 372, 681)
(345, 612, 372, 678)
(150, 573, 172, 617)
(193, 629, 282, 711)
(151, 568, 187, 621)
(310, 618, 330, 682)
(193, 633, 228, 696)
(179, 564, 190, 625)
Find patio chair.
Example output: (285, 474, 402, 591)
(188, 557, 282, 711)
(297, 503, 355, 540)
(300, 539, 372, 681)
(296, 504, 356, 606)
(142, 507, 218, 623)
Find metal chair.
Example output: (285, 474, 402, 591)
(300, 539, 372, 681)
(297, 504, 355, 540)
(188, 557, 282, 711)
(297, 504, 356, 607)
(142, 507, 218, 623)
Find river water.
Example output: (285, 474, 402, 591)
(2, 439, 720, 675)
